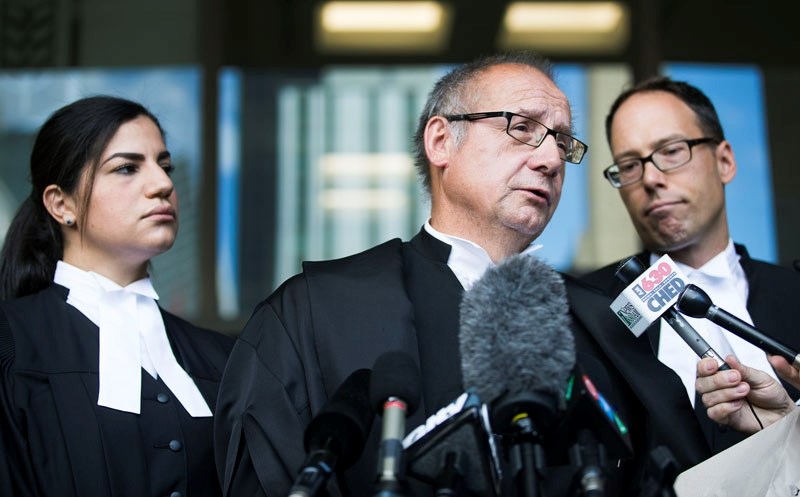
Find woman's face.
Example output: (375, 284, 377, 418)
(74, 115, 178, 272)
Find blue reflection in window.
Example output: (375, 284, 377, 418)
(536, 64, 588, 270)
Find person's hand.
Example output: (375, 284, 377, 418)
(695, 355, 796, 433)
(767, 354, 800, 391)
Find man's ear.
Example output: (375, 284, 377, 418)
(42, 184, 78, 227)
(715, 140, 737, 185)
(424, 115, 452, 170)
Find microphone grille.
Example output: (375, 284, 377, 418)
(614, 256, 645, 285)
(459, 253, 576, 402)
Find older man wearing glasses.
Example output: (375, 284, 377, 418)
(582, 76, 800, 460)
(214, 52, 685, 497)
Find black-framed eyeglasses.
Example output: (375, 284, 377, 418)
(444, 111, 587, 164)
(603, 137, 718, 188)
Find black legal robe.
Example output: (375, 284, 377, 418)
(215, 230, 667, 497)
(0, 284, 234, 497)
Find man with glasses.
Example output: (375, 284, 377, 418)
(444, 111, 587, 165)
(215, 52, 666, 497)
(582, 76, 800, 459)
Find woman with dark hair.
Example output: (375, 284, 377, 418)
(0, 96, 233, 497)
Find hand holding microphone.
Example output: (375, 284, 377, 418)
(677, 282, 800, 431)
(767, 355, 800, 391)
(695, 355, 797, 433)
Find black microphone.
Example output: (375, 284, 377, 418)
(460, 253, 576, 497)
(289, 368, 374, 497)
(548, 366, 634, 497)
(614, 256, 730, 371)
(677, 283, 800, 369)
(370, 351, 422, 497)
(403, 392, 502, 497)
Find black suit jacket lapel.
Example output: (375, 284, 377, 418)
(404, 230, 465, 416)
(41, 286, 151, 497)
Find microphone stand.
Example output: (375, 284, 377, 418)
(507, 414, 546, 497)
(287, 437, 338, 497)
(636, 446, 678, 497)
(492, 391, 556, 497)
(433, 451, 466, 497)
(568, 430, 606, 497)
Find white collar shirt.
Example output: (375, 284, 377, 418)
(423, 221, 543, 290)
(53, 261, 212, 417)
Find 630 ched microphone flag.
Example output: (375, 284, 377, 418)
(610, 255, 730, 369)
(609, 254, 688, 337)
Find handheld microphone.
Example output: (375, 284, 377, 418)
(677, 283, 800, 369)
(403, 392, 502, 497)
(289, 368, 374, 497)
(370, 351, 422, 497)
(611, 255, 730, 371)
(460, 253, 576, 497)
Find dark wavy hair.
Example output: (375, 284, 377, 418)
(0, 96, 164, 300)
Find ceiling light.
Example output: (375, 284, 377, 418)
(499, 2, 629, 54)
(321, 189, 409, 210)
(320, 153, 413, 177)
(316, 1, 452, 53)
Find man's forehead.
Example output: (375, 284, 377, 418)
(614, 91, 698, 127)
(476, 65, 571, 123)
(612, 92, 702, 150)
(477, 65, 561, 94)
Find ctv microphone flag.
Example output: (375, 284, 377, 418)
(402, 392, 502, 497)
(610, 254, 688, 336)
